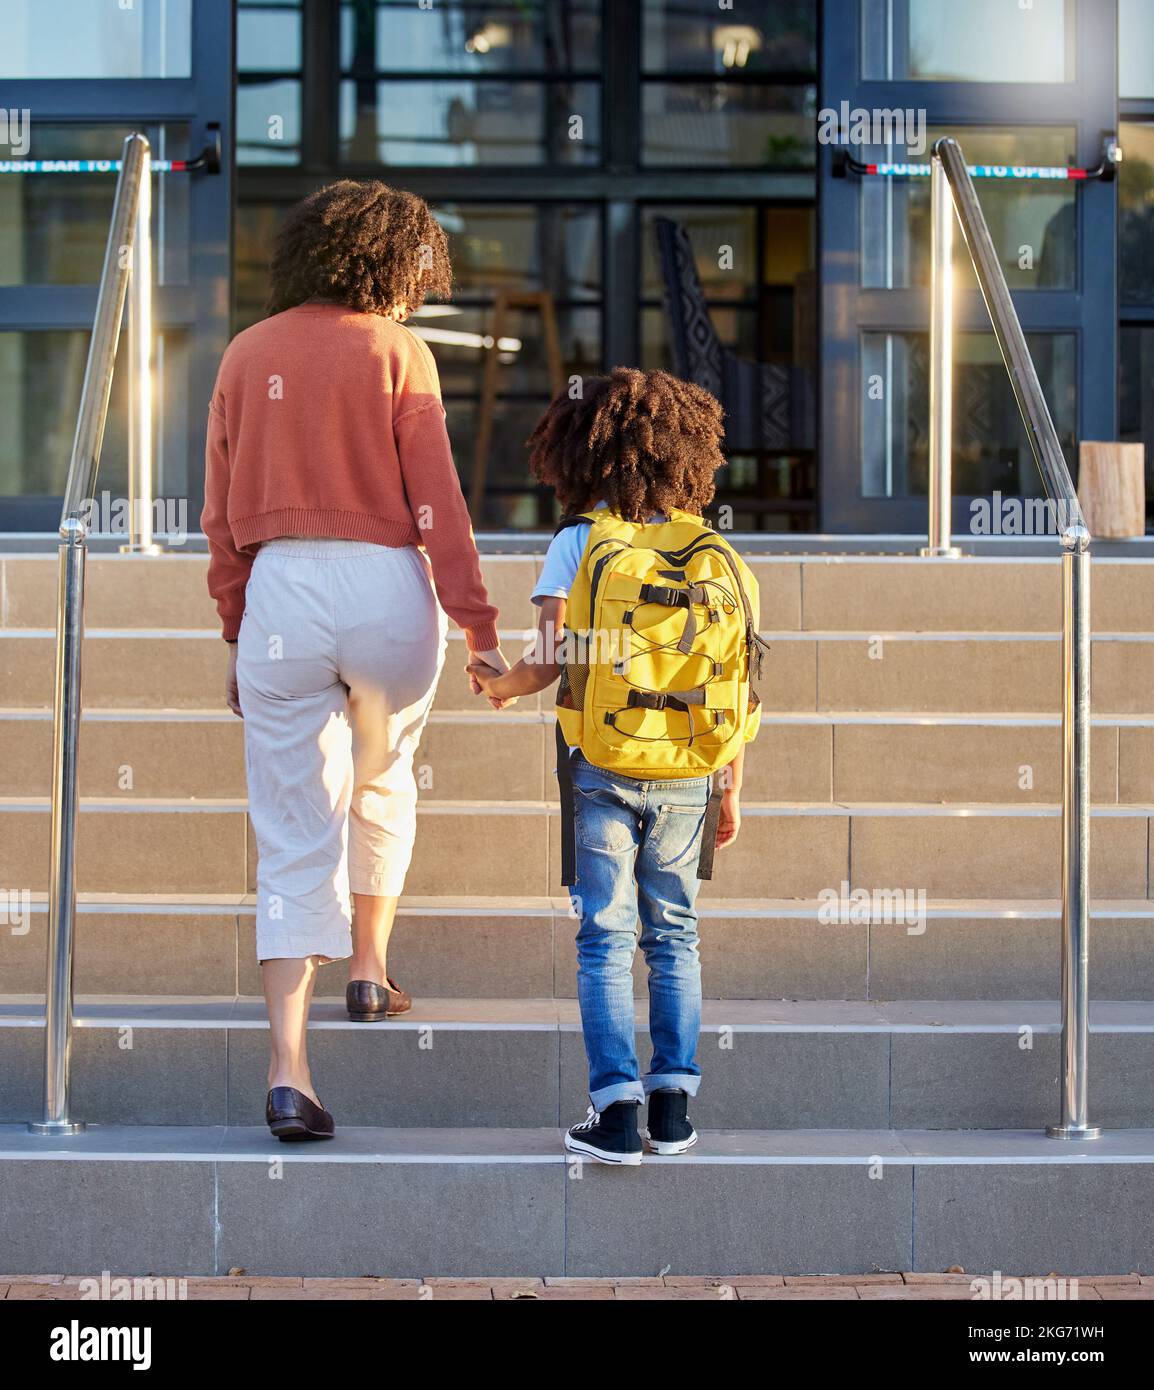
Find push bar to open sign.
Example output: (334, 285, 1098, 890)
(834, 140, 1118, 182)
(0, 130, 221, 175)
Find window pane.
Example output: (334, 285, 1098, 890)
(642, 0, 815, 74)
(340, 0, 601, 72)
(641, 304, 758, 371)
(640, 206, 758, 300)
(238, 0, 303, 73)
(862, 0, 1073, 83)
(861, 332, 1076, 500)
(1120, 327, 1154, 512)
(0, 124, 192, 286)
(642, 82, 815, 167)
(235, 203, 282, 329)
(445, 398, 554, 528)
(340, 79, 600, 165)
(237, 79, 303, 166)
(1120, 122, 1154, 307)
(0, 0, 191, 78)
(861, 126, 1078, 290)
(424, 305, 600, 395)
(0, 328, 190, 511)
(445, 204, 601, 301)
(641, 205, 815, 369)
(1120, 0, 1154, 98)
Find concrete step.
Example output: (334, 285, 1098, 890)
(5, 552, 1154, 633)
(4, 894, 1154, 1002)
(7, 628, 1154, 715)
(4, 998, 1153, 1131)
(0, 553, 546, 634)
(2, 1121, 1152, 1276)
(1, 798, 1150, 898)
(2, 707, 1151, 803)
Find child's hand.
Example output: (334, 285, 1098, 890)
(716, 789, 741, 850)
(466, 659, 517, 710)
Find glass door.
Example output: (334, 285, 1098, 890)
(819, 0, 1117, 533)
(0, 0, 234, 535)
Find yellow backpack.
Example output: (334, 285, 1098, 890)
(554, 508, 767, 884)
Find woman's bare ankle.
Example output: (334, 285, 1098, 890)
(347, 958, 388, 986)
(267, 1068, 319, 1105)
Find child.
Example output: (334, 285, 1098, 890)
(469, 368, 760, 1164)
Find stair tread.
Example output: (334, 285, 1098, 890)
(4, 996, 1154, 1030)
(8, 795, 1154, 814)
(7, 707, 1154, 727)
(3, 1122, 1153, 1162)
(23, 892, 1154, 917)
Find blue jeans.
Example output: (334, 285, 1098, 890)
(569, 753, 710, 1111)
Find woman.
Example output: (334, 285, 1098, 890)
(201, 180, 509, 1141)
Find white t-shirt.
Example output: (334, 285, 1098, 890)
(531, 505, 665, 606)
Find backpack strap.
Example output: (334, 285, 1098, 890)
(553, 511, 598, 536)
(555, 719, 577, 887)
(696, 777, 725, 881)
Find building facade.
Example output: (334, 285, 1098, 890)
(0, 0, 1151, 536)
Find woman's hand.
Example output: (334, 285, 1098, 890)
(715, 789, 741, 850)
(467, 660, 506, 704)
(467, 646, 517, 709)
(226, 643, 243, 718)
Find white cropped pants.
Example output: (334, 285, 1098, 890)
(237, 538, 447, 962)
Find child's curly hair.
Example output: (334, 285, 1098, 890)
(527, 368, 726, 523)
(266, 179, 451, 316)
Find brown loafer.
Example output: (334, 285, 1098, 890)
(346, 977, 412, 1022)
(265, 1086, 335, 1142)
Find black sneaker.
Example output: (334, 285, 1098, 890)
(564, 1102, 643, 1165)
(645, 1089, 697, 1155)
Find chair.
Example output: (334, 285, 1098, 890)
(652, 216, 815, 453)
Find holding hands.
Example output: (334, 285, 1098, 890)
(468, 646, 517, 709)
(466, 597, 565, 709)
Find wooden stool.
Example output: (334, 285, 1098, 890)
(1077, 442, 1146, 537)
(469, 289, 565, 518)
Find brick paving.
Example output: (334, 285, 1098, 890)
(2, 1274, 1149, 1301)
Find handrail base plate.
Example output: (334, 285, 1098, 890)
(1045, 1124, 1102, 1140)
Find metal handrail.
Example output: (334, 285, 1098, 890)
(922, 136, 1098, 1140)
(936, 138, 1085, 526)
(29, 133, 152, 1137)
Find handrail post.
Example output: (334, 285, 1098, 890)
(123, 143, 161, 555)
(920, 152, 961, 558)
(1047, 525, 1099, 1139)
(29, 132, 149, 1137)
(28, 521, 88, 1136)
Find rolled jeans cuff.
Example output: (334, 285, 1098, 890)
(643, 1073, 701, 1098)
(589, 1080, 645, 1112)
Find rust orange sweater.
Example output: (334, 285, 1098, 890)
(201, 302, 499, 649)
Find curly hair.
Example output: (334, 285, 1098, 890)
(266, 180, 451, 316)
(527, 368, 726, 523)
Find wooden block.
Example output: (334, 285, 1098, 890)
(1078, 441, 1146, 537)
